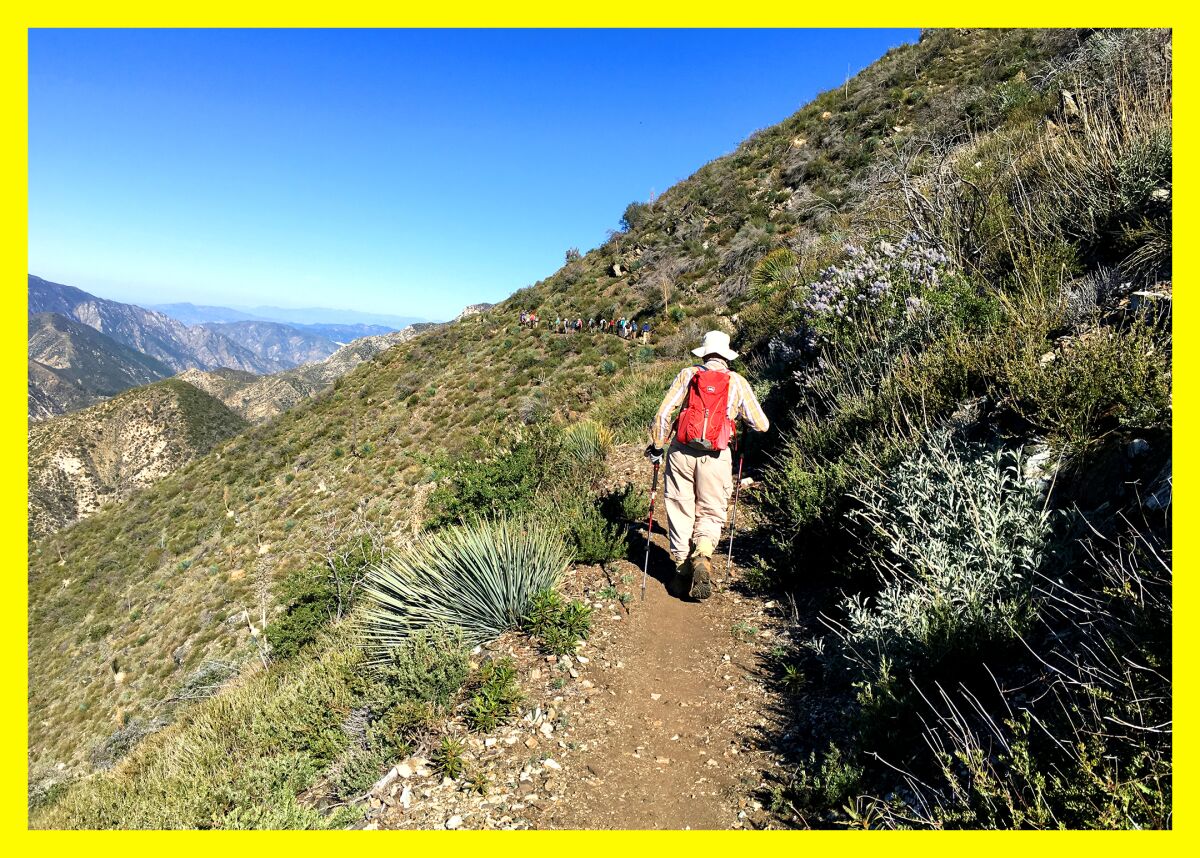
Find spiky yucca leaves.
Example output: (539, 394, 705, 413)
(751, 247, 802, 295)
(560, 419, 614, 471)
(361, 518, 569, 648)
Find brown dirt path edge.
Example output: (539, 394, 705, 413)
(535, 529, 786, 830)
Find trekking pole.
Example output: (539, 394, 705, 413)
(726, 431, 747, 581)
(641, 460, 661, 602)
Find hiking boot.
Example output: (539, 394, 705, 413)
(668, 559, 692, 598)
(689, 553, 713, 601)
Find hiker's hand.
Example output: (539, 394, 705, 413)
(644, 445, 664, 465)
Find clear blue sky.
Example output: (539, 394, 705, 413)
(29, 28, 919, 321)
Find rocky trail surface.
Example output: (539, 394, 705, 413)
(365, 449, 794, 830)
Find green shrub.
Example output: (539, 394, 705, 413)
(423, 422, 562, 528)
(560, 500, 628, 564)
(374, 625, 470, 709)
(430, 736, 466, 780)
(267, 536, 381, 660)
(266, 570, 336, 661)
(465, 657, 523, 731)
(781, 744, 864, 817)
(600, 481, 649, 523)
(992, 318, 1170, 446)
(521, 588, 592, 655)
(362, 518, 568, 647)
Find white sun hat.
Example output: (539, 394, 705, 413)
(691, 330, 739, 361)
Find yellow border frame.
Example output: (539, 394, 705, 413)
(3, 7, 1188, 851)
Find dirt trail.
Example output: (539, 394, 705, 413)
(538, 531, 787, 830)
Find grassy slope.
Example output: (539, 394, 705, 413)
(30, 27, 1139, 811)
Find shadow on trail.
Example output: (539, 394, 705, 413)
(623, 519, 675, 590)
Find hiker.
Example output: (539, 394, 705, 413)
(575, 317, 583, 332)
(588, 317, 596, 331)
(627, 318, 637, 339)
(641, 321, 651, 342)
(618, 317, 627, 338)
(645, 330, 769, 601)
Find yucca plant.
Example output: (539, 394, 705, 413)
(361, 517, 569, 648)
(560, 419, 614, 470)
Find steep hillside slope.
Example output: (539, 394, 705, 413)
(29, 313, 174, 421)
(198, 320, 338, 368)
(28, 379, 248, 537)
(29, 276, 278, 374)
(177, 324, 439, 423)
(30, 29, 1171, 831)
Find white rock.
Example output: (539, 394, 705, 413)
(543, 758, 562, 770)
(445, 815, 463, 829)
(650, 693, 661, 701)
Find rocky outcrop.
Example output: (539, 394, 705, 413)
(455, 303, 495, 321)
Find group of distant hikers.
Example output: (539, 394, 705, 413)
(518, 309, 651, 341)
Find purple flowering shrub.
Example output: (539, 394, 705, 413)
(767, 234, 962, 379)
(800, 234, 951, 342)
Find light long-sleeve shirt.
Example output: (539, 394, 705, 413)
(650, 358, 770, 449)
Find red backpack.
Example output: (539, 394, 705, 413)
(675, 368, 733, 452)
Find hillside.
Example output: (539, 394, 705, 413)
(28, 313, 174, 421)
(176, 324, 438, 423)
(198, 320, 338, 368)
(29, 276, 279, 374)
(30, 29, 1171, 830)
(28, 379, 248, 538)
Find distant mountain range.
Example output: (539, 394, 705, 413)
(150, 301, 430, 329)
(197, 320, 338, 367)
(27, 275, 432, 420)
(29, 276, 278, 375)
(178, 323, 441, 423)
(28, 313, 174, 421)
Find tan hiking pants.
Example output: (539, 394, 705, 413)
(663, 440, 733, 563)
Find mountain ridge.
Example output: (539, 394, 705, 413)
(28, 313, 175, 421)
(29, 275, 279, 375)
